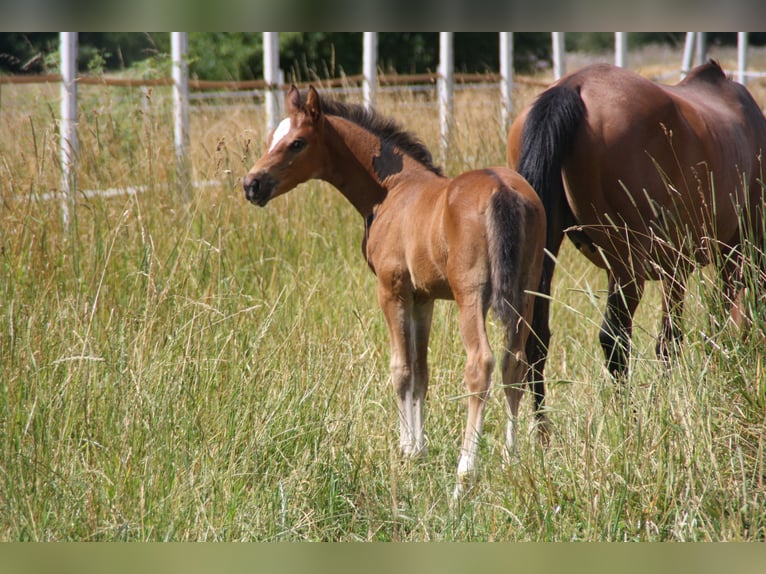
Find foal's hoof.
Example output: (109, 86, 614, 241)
(501, 446, 520, 470)
(451, 476, 474, 501)
(535, 415, 552, 447)
(452, 464, 477, 502)
(411, 445, 428, 459)
(401, 444, 428, 460)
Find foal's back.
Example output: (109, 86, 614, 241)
(366, 166, 540, 302)
(441, 167, 542, 300)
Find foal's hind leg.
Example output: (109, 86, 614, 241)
(454, 293, 495, 496)
(501, 347, 527, 463)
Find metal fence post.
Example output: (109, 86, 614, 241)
(263, 32, 281, 133)
(499, 32, 514, 136)
(171, 32, 190, 196)
(363, 32, 378, 110)
(738, 32, 749, 85)
(438, 32, 454, 162)
(615, 32, 627, 68)
(681, 32, 696, 79)
(60, 32, 78, 228)
(552, 32, 565, 80)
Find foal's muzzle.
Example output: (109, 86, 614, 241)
(242, 172, 276, 207)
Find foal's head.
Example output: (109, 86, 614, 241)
(243, 85, 441, 208)
(243, 85, 327, 207)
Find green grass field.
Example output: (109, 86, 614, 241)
(1, 49, 765, 540)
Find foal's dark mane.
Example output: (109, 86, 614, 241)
(312, 92, 444, 176)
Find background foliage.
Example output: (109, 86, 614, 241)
(3, 32, 766, 80)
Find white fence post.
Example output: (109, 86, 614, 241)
(738, 32, 749, 85)
(171, 32, 190, 194)
(615, 32, 627, 68)
(363, 32, 378, 109)
(60, 32, 78, 228)
(438, 32, 454, 161)
(681, 32, 696, 79)
(499, 32, 514, 136)
(552, 32, 565, 80)
(695, 32, 707, 66)
(263, 32, 281, 133)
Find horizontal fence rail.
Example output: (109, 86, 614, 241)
(0, 72, 554, 90)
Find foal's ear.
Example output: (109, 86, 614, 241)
(286, 84, 302, 114)
(305, 85, 323, 122)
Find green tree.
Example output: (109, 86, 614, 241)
(188, 32, 261, 81)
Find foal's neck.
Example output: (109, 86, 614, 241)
(323, 116, 439, 220)
(318, 118, 385, 219)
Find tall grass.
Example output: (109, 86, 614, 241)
(1, 49, 765, 540)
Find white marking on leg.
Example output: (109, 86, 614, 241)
(453, 450, 477, 500)
(502, 350, 525, 466)
(457, 452, 475, 477)
(411, 394, 427, 457)
(454, 420, 483, 498)
(268, 118, 291, 152)
(503, 417, 518, 467)
(397, 389, 414, 455)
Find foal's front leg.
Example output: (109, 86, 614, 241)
(378, 283, 431, 458)
(411, 299, 434, 456)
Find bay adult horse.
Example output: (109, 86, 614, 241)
(243, 85, 546, 495)
(508, 60, 766, 401)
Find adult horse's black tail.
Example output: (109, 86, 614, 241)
(516, 83, 586, 255)
(514, 82, 586, 418)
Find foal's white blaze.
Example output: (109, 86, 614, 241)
(268, 118, 291, 152)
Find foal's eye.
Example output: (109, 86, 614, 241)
(289, 139, 306, 152)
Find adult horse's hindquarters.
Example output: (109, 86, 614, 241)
(508, 60, 766, 393)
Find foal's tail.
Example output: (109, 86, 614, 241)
(516, 83, 586, 252)
(487, 188, 525, 329)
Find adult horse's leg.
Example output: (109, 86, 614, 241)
(718, 244, 760, 337)
(501, 342, 530, 461)
(503, 293, 547, 460)
(514, 79, 585, 426)
(378, 285, 420, 457)
(599, 274, 644, 380)
(411, 299, 434, 457)
(656, 269, 687, 364)
(525, 230, 565, 431)
(454, 293, 494, 497)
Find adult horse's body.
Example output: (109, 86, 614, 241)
(243, 86, 546, 494)
(508, 60, 766, 399)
